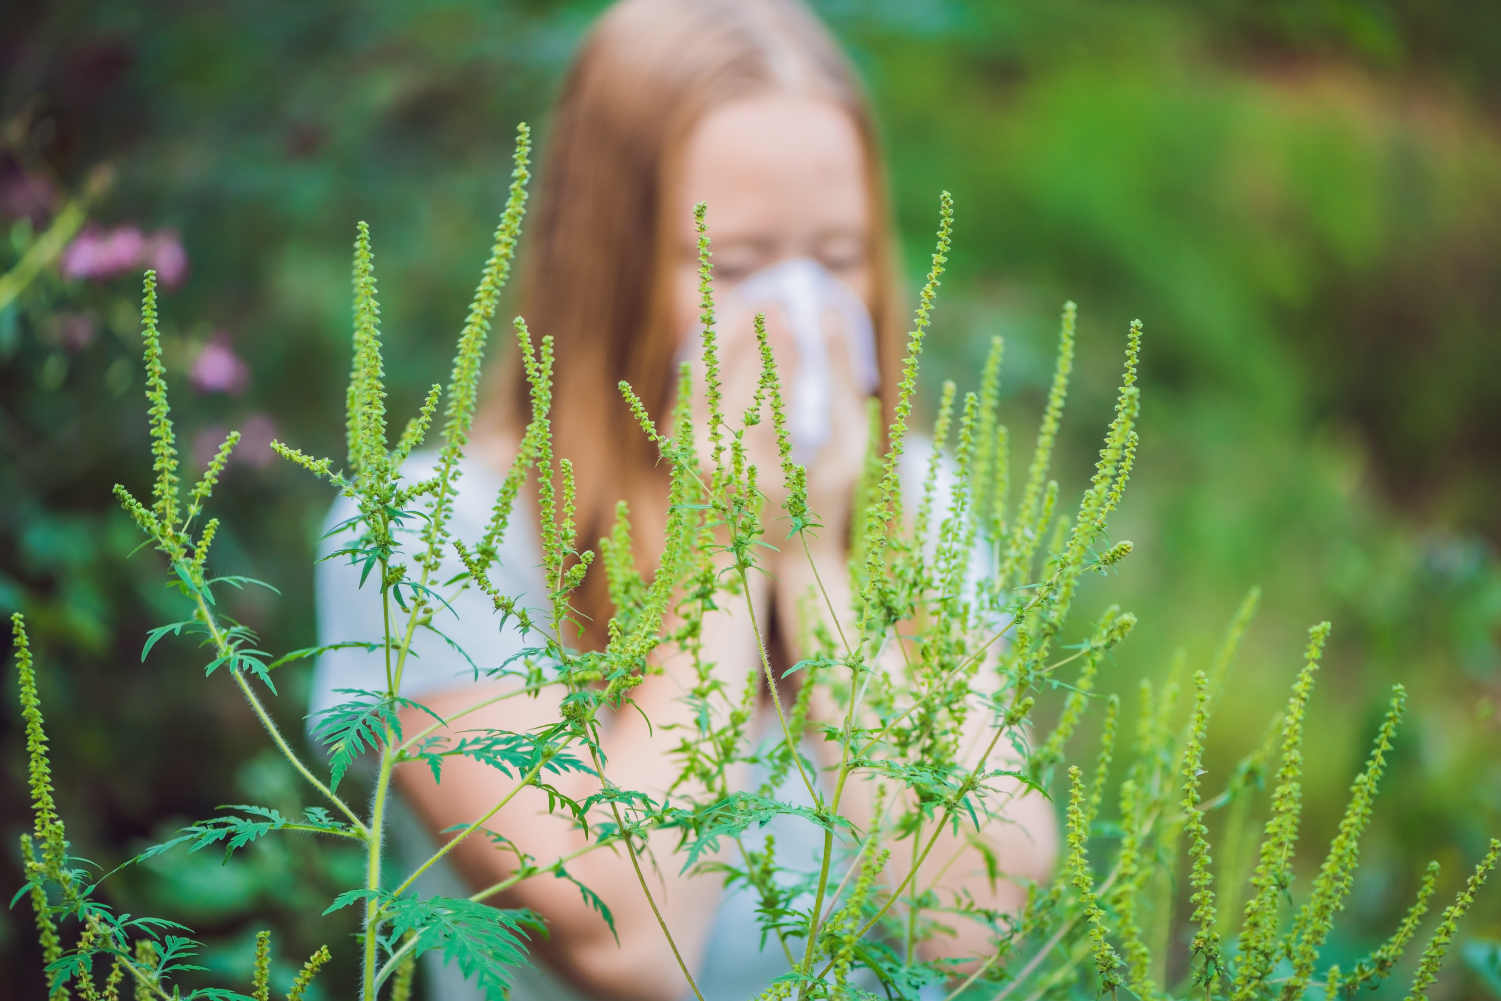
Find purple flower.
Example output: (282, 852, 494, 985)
(59, 224, 188, 288)
(190, 332, 250, 395)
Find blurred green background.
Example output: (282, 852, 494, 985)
(3, 1, 1500, 997)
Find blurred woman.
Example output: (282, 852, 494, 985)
(312, 1, 1055, 999)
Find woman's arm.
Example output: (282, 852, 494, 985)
(392, 571, 770, 1001)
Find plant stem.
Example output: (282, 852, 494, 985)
(468, 837, 620, 904)
(907, 815, 925, 963)
(801, 826, 837, 974)
(363, 740, 394, 1001)
(382, 565, 395, 695)
(800, 531, 852, 658)
(191, 583, 367, 833)
(587, 739, 706, 1001)
(229, 668, 368, 831)
(387, 757, 547, 900)
(740, 571, 818, 803)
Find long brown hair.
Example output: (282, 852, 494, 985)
(481, 0, 903, 648)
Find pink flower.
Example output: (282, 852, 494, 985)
(190, 332, 250, 395)
(60, 224, 144, 281)
(59, 224, 188, 288)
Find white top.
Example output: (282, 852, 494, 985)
(310, 452, 834, 1001)
(311, 454, 547, 714)
(310, 442, 973, 1001)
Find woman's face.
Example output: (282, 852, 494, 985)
(670, 93, 874, 526)
(671, 93, 872, 329)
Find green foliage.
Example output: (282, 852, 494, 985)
(6, 89, 1501, 999)
(6, 4, 1501, 993)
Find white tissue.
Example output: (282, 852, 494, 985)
(697, 257, 879, 464)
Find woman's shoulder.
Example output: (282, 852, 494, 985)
(318, 449, 541, 578)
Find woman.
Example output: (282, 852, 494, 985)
(312, 1, 1056, 998)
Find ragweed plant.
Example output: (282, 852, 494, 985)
(10, 123, 1499, 1001)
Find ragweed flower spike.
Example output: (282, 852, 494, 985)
(287, 944, 333, 1001)
(475, 316, 549, 571)
(13, 615, 66, 884)
(188, 430, 240, 525)
(1405, 839, 1501, 1000)
(252, 930, 271, 1001)
(1282, 684, 1406, 999)
(421, 123, 531, 573)
(753, 313, 811, 534)
(695, 202, 726, 479)
(1036, 317, 1141, 625)
(349, 220, 388, 486)
(911, 379, 958, 565)
(1339, 861, 1440, 993)
(1232, 621, 1330, 1001)
(1096, 539, 1132, 572)
(939, 390, 985, 599)
(1086, 693, 1119, 828)
(1064, 766, 1124, 995)
(1182, 672, 1221, 991)
(395, 383, 442, 467)
(858, 191, 952, 610)
(139, 271, 183, 544)
(13, 614, 68, 984)
(113, 271, 191, 562)
(971, 335, 1005, 538)
(1000, 300, 1075, 590)
(1111, 776, 1154, 996)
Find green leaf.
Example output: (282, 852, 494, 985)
(407, 729, 589, 785)
(142, 619, 194, 661)
(384, 894, 545, 1001)
(266, 640, 384, 671)
(678, 793, 853, 871)
(126, 805, 356, 869)
(781, 656, 837, 680)
(311, 691, 403, 791)
(204, 575, 281, 594)
(554, 866, 616, 942)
